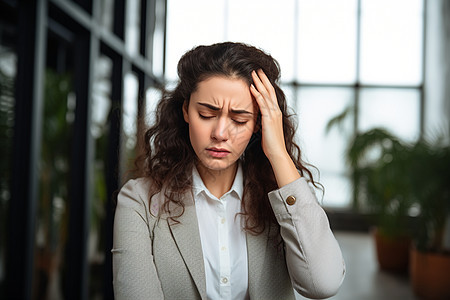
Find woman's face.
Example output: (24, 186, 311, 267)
(183, 76, 257, 173)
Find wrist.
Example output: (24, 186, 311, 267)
(269, 151, 301, 188)
(267, 149, 290, 165)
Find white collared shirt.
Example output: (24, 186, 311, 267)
(192, 164, 249, 300)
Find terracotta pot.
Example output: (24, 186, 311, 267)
(373, 228, 411, 272)
(410, 248, 450, 299)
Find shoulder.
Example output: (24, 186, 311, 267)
(117, 177, 164, 217)
(120, 177, 152, 197)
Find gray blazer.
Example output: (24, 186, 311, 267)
(112, 177, 345, 300)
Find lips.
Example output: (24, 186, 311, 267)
(206, 147, 231, 158)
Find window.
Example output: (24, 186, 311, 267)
(3, 0, 166, 298)
(165, 0, 425, 208)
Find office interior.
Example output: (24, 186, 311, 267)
(0, 0, 449, 299)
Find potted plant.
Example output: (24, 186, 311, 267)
(406, 136, 450, 299)
(345, 128, 414, 272)
(347, 128, 450, 297)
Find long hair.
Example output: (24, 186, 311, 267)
(135, 42, 318, 234)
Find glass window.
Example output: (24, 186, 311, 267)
(227, 0, 296, 81)
(281, 84, 296, 114)
(297, 0, 358, 84)
(145, 86, 163, 127)
(360, 0, 424, 85)
(166, 0, 226, 81)
(0, 43, 16, 290)
(358, 88, 421, 142)
(164, 0, 425, 209)
(35, 68, 74, 299)
(121, 72, 139, 174)
(125, 0, 141, 56)
(88, 55, 113, 299)
(296, 87, 354, 207)
(100, 0, 115, 31)
(151, 0, 166, 78)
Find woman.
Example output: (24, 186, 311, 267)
(112, 42, 345, 300)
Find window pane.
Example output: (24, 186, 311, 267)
(151, 0, 166, 78)
(358, 88, 421, 142)
(281, 84, 296, 114)
(166, 0, 226, 80)
(89, 55, 113, 299)
(91, 57, 113, 139)
(320, 174, 352, 208)
(0, 44, 16, 289)
(297, 0, 357, 84)
(125, 0, 141, 56)
(121, 72, 139, 173)
(100, 0, 115, 31)
(360, 0, 423, 85)
(227, 0, 295, 81)
(35, 69, 74, 299)
(145, 86, 163, 127)
(296, 87, 354, 207)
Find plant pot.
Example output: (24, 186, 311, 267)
(410, 248, 450, 299)
(373, 228, 411, 272)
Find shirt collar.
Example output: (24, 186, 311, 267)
(192, 162, 244, 200)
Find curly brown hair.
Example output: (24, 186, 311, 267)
(135, 42, 318, 234)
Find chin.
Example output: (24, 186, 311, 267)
(200, 158, 237, 172)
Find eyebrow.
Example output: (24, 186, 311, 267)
(197, 102, 253, 115)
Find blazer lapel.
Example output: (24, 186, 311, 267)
(168, 190, 207, 299)
(246, 228, 268, 298)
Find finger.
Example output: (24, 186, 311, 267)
(256, 69, 276, 100)
(252, 70, 279, 115)
(250, 84, 269, 116)
(250, 83, 264, 107)
(251, 70, 271, 102)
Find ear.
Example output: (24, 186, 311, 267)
(182, 101, 189, 123)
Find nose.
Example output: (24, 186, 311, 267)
(211, 116, 229, 141)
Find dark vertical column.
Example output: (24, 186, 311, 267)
(103, 51, 123, 300)
(140, 0, 149, 57)
(113, 0, 125, 40)
(65, 28, 92, 300)
(6, 0, 47, 299)
(136, 71, 147, 159)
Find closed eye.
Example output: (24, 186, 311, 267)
(233, 119, 248, 125)
(199, 113, 248, 125)
(199, 113, 215, 119)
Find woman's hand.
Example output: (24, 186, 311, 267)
(250, 69, 287, 161)
(250, 69, 300, 187)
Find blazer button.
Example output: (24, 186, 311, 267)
(286, 195, 296, 205)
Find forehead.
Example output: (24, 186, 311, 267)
(192, 76, 254, 109)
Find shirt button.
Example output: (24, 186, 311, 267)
(221, 246, 226, 251)
(221, 218, 226, 224)
(286, 195, 296, 205)
(221, 277, 228, 284)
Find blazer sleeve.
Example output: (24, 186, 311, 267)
(112, 179, 164, 300)
(268, 177, 346, 299)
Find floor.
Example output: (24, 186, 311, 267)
(295, 231, 418, 300)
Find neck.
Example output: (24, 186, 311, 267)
(196, 162, 238, 199)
